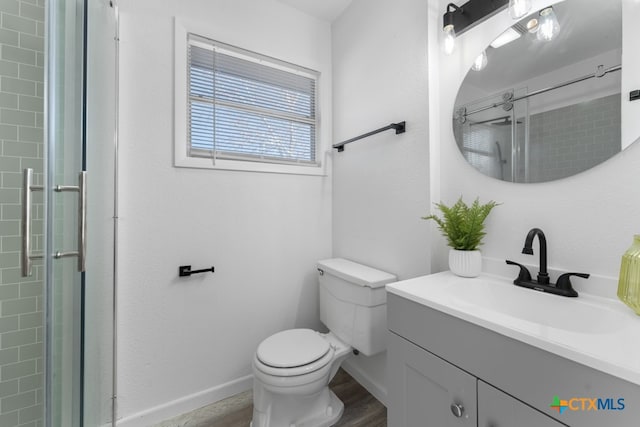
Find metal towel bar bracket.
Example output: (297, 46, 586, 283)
(179, 265, 215, 277)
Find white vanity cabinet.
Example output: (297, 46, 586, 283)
(387, 290, 640, 427)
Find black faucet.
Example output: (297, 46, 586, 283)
(506, 228, 589, 298)
(522, 228, 549, 285)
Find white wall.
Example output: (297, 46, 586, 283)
(621, 0, 640, 149)
(332, 0, 431, 403)
(116, 0, 332, 424)
(430, 0, 640, 280)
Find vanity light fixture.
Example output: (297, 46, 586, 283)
(443, 0, 532, 53)
(536, 6, 560, 41)
(471, 50, 488, 71)
(442, 1, 507, 43)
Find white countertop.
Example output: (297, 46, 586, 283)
(386, 271, 640, 386)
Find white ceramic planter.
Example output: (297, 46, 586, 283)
(449, 249, 482, 278)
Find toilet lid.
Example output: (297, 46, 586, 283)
(257, 329, 330, 368)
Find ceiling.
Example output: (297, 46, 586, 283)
(275, 0, 353, 22)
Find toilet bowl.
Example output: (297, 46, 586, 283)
(251, 329, 351, 427)
(250, 258, 396, 427)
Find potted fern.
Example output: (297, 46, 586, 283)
(423, 197, 499, 277)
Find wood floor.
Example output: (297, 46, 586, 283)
(154, 369, 387, 427)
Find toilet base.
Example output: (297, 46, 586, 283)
(250, 387, 344, 427)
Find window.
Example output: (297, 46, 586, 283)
(175, 25, 322, 174)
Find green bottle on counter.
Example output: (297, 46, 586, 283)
(618, 235, 640, 315)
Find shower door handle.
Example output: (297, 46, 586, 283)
(21, 168, 44, 277)
(22, 168, 87, 276)
(53, 171, 87, 273)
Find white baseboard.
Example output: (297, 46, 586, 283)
(116, 374, 253, 426)
(341, 359, 387, 407)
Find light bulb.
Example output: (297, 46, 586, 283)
(443, 24, 456, 55)
(537, 6, 560, 42)
(471, 50, 488, 71)
(509, 0, 532, 19)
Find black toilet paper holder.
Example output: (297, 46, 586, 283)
(178, 265, 215, 277)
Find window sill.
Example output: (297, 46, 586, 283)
(174, 155, 326, 176)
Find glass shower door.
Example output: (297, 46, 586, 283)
(83, 0, 117, 425)
(46, 0, 85, 425)
(45, 0, 116, 425)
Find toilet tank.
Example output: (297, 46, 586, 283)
(317, 258, 396, 356)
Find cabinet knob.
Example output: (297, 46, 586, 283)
(450, 403, 465, 418)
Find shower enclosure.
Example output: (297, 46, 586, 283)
(0, 0, 116, 426)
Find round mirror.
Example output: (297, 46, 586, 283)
(453, 0, 623, 183)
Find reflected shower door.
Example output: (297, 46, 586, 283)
(454, 87, 529, 183)
(454, 92, 515, 181)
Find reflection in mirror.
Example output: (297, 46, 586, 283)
(453, 0, 623, 183)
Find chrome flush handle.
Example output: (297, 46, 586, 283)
(450, 402, 465, 418)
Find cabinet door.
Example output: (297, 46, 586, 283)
(478, 381, 567, 427)
(388, 332, 477, 427)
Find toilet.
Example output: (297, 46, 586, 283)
(250, 258, 396, 427)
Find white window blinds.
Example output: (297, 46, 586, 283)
(187, 34, 319, 166)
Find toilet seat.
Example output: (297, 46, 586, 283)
(255, 329, 334, 377)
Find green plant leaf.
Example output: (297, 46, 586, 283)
(422, 197, 500, 250)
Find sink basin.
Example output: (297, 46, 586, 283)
(449, 276, 627, 334)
